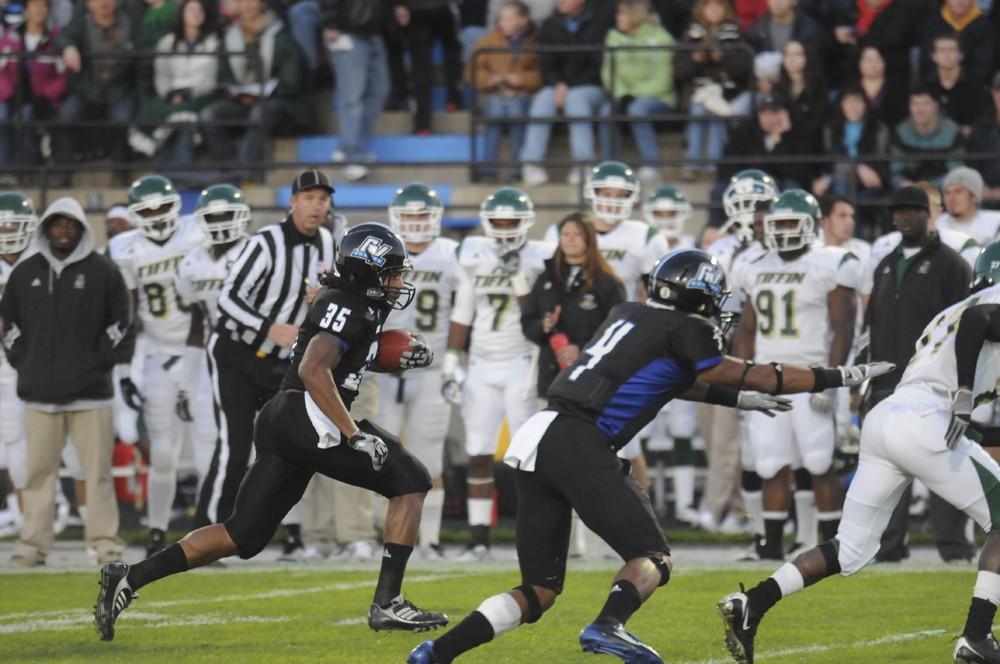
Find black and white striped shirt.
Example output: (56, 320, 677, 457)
(216, 217, 336, 358)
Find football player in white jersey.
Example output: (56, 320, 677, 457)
(719, 243, 1000, 664)
(0, 192, 37, 536)
(109, 174, 206, 556)
(644, 185, 696, 250)
(733, 190, 860, 560)
(443, 187, 554, 560)
(174, 184, 251, 491)
(381, 183, 459, 560)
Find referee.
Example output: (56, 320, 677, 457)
(197, 169, 337, 526)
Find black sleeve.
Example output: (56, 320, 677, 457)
(673, 315, 726, 373)
(955, 303, 1000, 387)
(309, 291, 372, 353)
(105, 260, 136, 365)
(520, 273, 548, 347)
(945, 253, 973, 306)
(0, 268, 21, 367)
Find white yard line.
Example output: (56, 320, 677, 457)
(683, 628, 948, 664)
(0, 610, 289, 634)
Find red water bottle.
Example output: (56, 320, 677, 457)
(549, 332, 574, 368)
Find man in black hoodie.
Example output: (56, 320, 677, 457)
(0, 196, 134, 566)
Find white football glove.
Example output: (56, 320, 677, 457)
(348, 430, 388, 471)
(399, 334, 434, 370)
(809, 389, 836, 414)
(736, 392, 793, 418)
(837, 361, 895, 387)
(945, 387, 973, 450)
(441, 351, 465, 405)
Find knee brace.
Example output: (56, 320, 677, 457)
(513, 584, 544, 624)
(818, 539, 841, 575)
(647, 551, 671, 587)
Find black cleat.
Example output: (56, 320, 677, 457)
(145, 528, 165, 558)
(94, 562, 137, 641)
(955, 633, 1000, 663)
(717, 586, 760, 664)
(367, 595, 448, 632)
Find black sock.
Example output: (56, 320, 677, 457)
(745, 577, 783, 617)
(819, 519, 840, 541)
(595, 579, 642, 626)
(284, 523, 301, 542)
(763, 517, 786, 558)
(470, 524, 490, 548)
(964, 597, 998, 640)
(126, 543, 188, 591)
(374, 543, 413, 606)
(432, 611, 495, 663)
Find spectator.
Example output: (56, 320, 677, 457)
(921, 0, 995, 86)
(321, 0, 402, 182)
(744, 0, 830, 72)
(773, 39, 825, 153)
(468, 0, 542, 182)
(716, 93, 805, 190)
(599, 0, 676, 183)
(402, 1, 463, 134)
(732, 0, 767, 30)
(519, 0, 612, 187)
(141, 0, 179, 47)
(200, 0, 306, 175)
(865, 185, 974, 563)
(890, 86, 963, 188)
(968, 72, 1000, 199)
(0, 0, 68, 175)
(130, 0, 221, 166)
(673, 0, 752, 181)
(0, 197, 134, 567)
(833, 0, 924, 85)
(853, 44, 907, 128)
(54, 0, 138, 177)
(938, 166, 1000, 244)
(813, 86, 890, 203)
(520, 212, 625, 395)
(924, 31, 989, 136)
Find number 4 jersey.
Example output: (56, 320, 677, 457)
(109, 216, 205, 355)
(546, 302, 726, 451)
(737, 246, 860, 365)
(452, 236, 554, 361)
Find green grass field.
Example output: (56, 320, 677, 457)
(0, 564, 976, 663)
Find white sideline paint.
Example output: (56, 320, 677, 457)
(683, 628, 948, 664)
(0, 611, 289, 634)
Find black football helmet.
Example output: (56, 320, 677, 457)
(334, 222, 415, 309)
(647, 248, 730, 322)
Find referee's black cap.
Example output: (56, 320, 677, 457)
(292, 169, 334, 194)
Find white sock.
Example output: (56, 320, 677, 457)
(974, 571, 1000, 604)
(673, 465, 695, 513)
(420, 488, 444, 547)
(743, 490, 763, 536)
(771, 562, 805, 598)
(794, 490, 817, 549)
(467, 497, 493, 527)
(147, 469, 176, 532)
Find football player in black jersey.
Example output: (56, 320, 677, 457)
(94, 223, 449, 641)
(409, 249, 894, 664)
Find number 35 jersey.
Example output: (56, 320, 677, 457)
(451, 236, 554, 361)
(382, 236, 459, 368)
(547, 302, 725, 450)
(737, 246, 859, 366)
(109, 216, 205, 355)
(897, 284, 1000, 411)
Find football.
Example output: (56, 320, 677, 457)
(373, 328, 415, 373)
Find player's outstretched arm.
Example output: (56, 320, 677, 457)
(697, 356, 895, 395)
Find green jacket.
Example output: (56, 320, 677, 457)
(601, 22, 676, 107)
(55, 12, 137, 104)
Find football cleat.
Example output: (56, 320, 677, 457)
(368, 595, 448, 632)
(955, 633, 1000, 663)
(717, 587, 760, 664)
(94, 562, 137, 641)
(579, 622, 664, 664)
(455, 544, 491, 562)
(407, 640, 441, 663)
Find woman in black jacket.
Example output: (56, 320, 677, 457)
(812, 85, 891, 201)
(521, 212, 626, 396)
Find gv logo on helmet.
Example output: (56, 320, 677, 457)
(352, 236, 392, 266)
(690, 262, 723, 294)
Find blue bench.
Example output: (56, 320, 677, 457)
(297, 134, 483, 164)
(275, 184, 454, 210)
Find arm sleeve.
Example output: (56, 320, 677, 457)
(955, 304, 1000, 388)
(215, 236, 274, 347)
(673, 316, 727, 373)
(450, 264, 475, 326)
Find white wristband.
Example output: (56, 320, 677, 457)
(442, 349, 462, 376)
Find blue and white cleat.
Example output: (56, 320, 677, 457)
(407, 640, 440, 663)
(579, 622, 664, 664)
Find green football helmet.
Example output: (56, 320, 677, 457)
(722, 169, 778, 242)
(972, 241, 1000, 293)
(585, 160, 640, 224)
(479, 187, 534, 252)
(388, 182, 444, 243)
(0, 192, 36, 254)
(764, 189, 820, 252)
(195, 184, 250, 245)
(643, 185, 692, 239)
(128, 174, 181, 242)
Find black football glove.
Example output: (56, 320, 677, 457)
(348, 429, 388, 471)
(120, 377, 145, 412)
